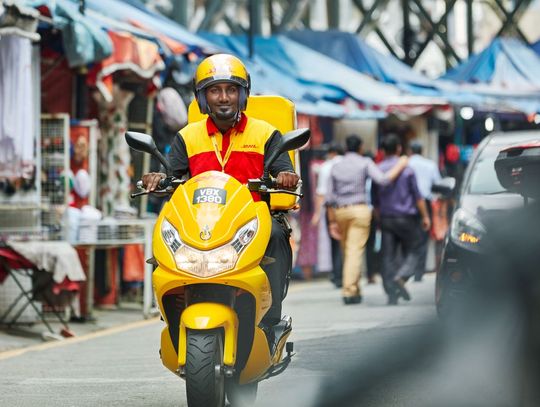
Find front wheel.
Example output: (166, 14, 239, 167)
(185, 329, 225, 407)
(226, 378, 258, 407)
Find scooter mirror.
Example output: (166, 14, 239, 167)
(265, 128, 311, 172)
(280, 128, 311, 152)
(125, 131, 172, 175)
(125, 131, 156, 154)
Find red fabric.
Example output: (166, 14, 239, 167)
(122, 244, 145, 282)
(374, 149, 385, 163)
(0, 247, 35, 273)
(446, 144, 460, 164)
(75, 248, 89, 316)
(430, 199, 449, 241)
(40, 49, 73, 115)
(52, 277, 81, 295)
(95, 249, 118, 306)
(87, 31, 164, 99)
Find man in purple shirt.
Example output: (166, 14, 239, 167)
(371, 134, 431, 305)
(326, 135, 407, 305)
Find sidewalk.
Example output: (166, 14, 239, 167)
(0, 303, 147, 354)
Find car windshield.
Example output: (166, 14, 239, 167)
(468, 145, 510, 195)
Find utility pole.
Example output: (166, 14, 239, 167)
(327, 0, 340, 29)
(248, 0, 263, 59)
(171, 0, 189, 27)
(466, 0, 474, 56)
(401, 0, 413, 65)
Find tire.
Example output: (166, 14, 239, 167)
(185, 329, 225, 407)
(226, 378, 258, 407)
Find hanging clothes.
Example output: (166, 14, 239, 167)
(0, 35, 34, 181)
(93, 85, 134, 215)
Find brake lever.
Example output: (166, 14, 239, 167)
(132, 180, 147, 198)
(131, 190, 148, 198)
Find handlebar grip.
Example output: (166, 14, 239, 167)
(157, 178, 170, 189)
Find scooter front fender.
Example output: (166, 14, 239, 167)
(179, 303, 239, 367)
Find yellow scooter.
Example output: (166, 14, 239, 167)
(125, 124, 309, 407)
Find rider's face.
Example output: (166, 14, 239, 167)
(205, 82, 239, 121)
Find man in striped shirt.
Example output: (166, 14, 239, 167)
(326, 135, 407, 305)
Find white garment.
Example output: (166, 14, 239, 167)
(156, 87, 187, 132)
(408, 154, 442, 200)
(316, 155, 343, 196)
(7, 241, 86, 283)
(73, 169, 91, 198)
(0, 35, 34, 178)
(315, 155, 343, 272)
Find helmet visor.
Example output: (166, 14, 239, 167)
(196, 75, 249, 91)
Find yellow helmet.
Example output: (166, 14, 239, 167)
(193, 54, 251, 114)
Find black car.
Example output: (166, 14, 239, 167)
(435, 130, 540, 316)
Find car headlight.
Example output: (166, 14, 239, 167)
(450, 208, 486, 252)
(161, 218, 258, 277)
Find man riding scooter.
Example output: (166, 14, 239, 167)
(142, 54, 300, 339)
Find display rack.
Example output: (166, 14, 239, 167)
(72, 218, 156, 318)
(40, 113, 70, 235)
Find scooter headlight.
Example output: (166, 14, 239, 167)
(161, 218, 258, 277)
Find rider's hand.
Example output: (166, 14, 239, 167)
(142, 172, 166, 192)
(276, 171, 300, 190)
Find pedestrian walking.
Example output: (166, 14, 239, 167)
(326, 135, 407, 305)
(363, 151, 382, 285)
(311, 144, 344, 287)
(407, 141, 441, 281)
(371, 134, 431, 305)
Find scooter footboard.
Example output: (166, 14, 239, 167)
(178, 303, 239, 367)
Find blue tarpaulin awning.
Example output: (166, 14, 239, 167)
(200, 33, 403, 118)
(533, 39, 540, 56)
(284, 29, 440, 96)
(443, 37, 540, 89)
(201, 33, 380, 118)
(441, 37, 540, 114)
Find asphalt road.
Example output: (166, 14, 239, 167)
(0, 276, 459, 407)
